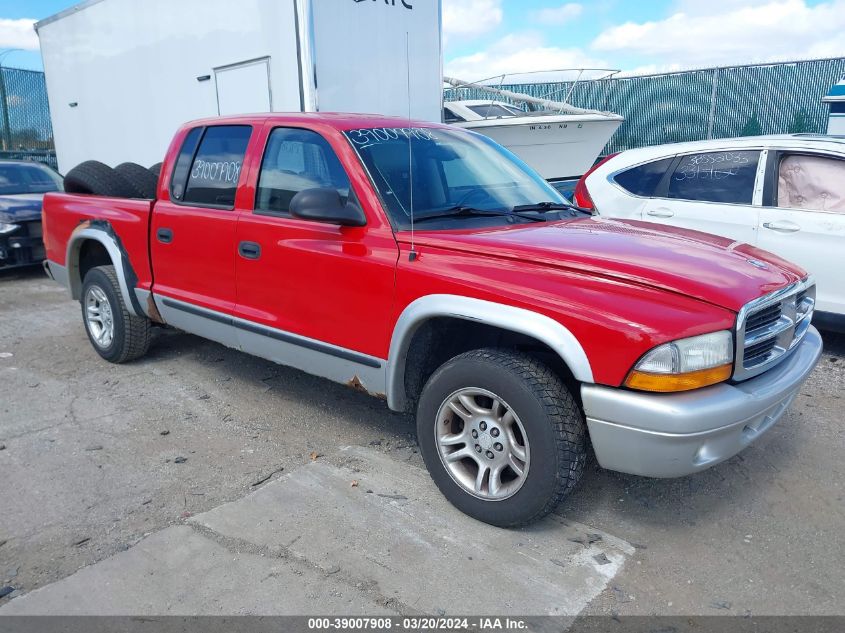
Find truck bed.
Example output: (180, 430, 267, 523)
(42, 192, 156, 292)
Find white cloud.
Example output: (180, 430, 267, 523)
(531, 3, 583, 25)
(0, 18, 38, 51)
(445, 32, 607, 81)
(669, 0, 773, 15)
(592, 0, 845, 69)
(443, 0, 503, 42)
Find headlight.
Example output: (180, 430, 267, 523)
(0, 223, 20, 235)
(625, 330, 733, 392)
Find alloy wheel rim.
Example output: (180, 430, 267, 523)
(85, 285, 114, 349)
(434, 387, 530, 501)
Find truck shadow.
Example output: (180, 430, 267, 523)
(140, 325, 837, 534)
(143, 327, 416, 441)
(561, 329, 842, 532)
(0, 265, 47, 282)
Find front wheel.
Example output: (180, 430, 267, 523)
(81, 265, 151, 363)
(416, 348, 586, 527)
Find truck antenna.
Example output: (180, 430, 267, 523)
(406, 31, 418, 262)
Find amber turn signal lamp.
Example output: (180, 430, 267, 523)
(624, 363, 733, 393)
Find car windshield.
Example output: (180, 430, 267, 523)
(0, 162, 64, 195)
(344, 126, 568, 230)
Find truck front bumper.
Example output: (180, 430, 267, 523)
(581, 326, 823, 477)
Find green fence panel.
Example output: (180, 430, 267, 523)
(445, 57, 845, 157)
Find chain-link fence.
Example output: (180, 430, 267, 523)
(3, 57, 844, 174)
(0, 66, 57, 169)
(445, 57, 845, 156)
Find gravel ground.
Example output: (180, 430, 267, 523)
(0, 265, 843, 615)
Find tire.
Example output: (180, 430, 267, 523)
(63, 160, 137, 198)
(149, 162, 163, 178)
(416, 348, 586, 527)
(81, 265, 151, 363)
(115, 162, 159, 199)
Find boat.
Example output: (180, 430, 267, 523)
(443, 72, 624, 181)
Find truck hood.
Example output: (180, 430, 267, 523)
(408, 217, 806, 312)
(0, 194, 45, 224)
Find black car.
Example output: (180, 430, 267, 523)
(0, 160, 64, 269)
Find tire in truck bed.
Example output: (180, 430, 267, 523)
(114, 162, 159, 199)
(63, 160, 139, 198)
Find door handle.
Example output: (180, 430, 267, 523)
(238, 241, 261, 260)
(156, 228, 173, 244)
(647, 208, 675, 218)
(762, 220, 800, 233)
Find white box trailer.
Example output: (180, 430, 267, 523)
(35, 0, 443, 172)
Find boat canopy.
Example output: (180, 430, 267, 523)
(444, 71, 619, 117)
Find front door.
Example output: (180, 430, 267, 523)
(759, 150, 845, 316)
(233, 124, 399, 386)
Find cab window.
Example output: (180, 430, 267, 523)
(777, 154, 845, 213)
(255, 128, 351, 215)
(181, 126, 252, 208)
(613, 158, 674, 197)
(170, 127, 203, 202)
(667, 150, 760, 204)
(443, 107, 466, 123)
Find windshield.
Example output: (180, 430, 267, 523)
(344, 126, 568, 230)
(467, 104, 521, 118)
(0, 162, 63, 195)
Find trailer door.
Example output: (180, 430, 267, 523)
(215, 58, 272, 116)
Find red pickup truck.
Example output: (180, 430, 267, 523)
(42, 113, 822, 526)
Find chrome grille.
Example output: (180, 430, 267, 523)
(734, 279, 815, 381)
(744, 303, 781, 332)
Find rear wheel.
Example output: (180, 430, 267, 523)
(81, 265, 151, 363)
(416, 348, 586, 527)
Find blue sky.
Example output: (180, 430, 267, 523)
(2, 0, 844, 78)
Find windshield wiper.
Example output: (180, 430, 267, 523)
(512, 201, 592, 215)
(414, 206, 546, 224)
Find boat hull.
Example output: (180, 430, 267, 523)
(454, 115, 623, 180)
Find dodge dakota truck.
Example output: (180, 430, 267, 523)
(42, 113, 823, 526)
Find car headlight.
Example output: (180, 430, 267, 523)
(0, 223, 20, 235)
(624, 330, 733, 392)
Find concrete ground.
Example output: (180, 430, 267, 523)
(0, 266, 843, 616)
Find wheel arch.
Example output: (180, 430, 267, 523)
(66, 224, 141, 317)
(386, 295, 594, 412)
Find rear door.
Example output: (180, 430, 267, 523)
(759, 150, 845, 315)
(598, 156, 675, 219)
(151, 125, 253, 326)
(641, 149, 763, 244)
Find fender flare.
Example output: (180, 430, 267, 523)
(65, 224, 142, 317)
(385, 294, 594, 411)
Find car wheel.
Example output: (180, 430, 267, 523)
(416, 348, 586, 527)
(81, 265, 151, 363)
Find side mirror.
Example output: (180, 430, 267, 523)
(289, 188, 366, 227)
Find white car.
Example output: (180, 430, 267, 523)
(574, 134, 845, 328)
